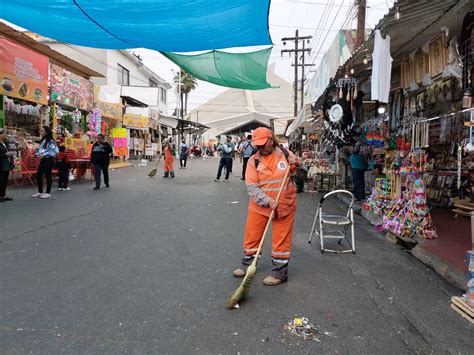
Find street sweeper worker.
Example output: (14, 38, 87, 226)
(162, 138, 175, 178)
(233, 127, 302, 286)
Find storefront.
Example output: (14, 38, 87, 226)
(303, 1, 473, 285)
(93, 84, 123, 142)
(0, 36, 49, 161)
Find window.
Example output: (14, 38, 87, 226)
(149, 78, 158, 87)
(118, 64, 130, 85)
(160, 88, 167, 103)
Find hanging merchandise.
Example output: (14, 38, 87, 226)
(371, 30, 393, 103)
(87, 108, 101, 138)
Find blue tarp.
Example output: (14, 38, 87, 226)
(0, 0, 272, 52)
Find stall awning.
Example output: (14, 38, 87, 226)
(1, 1, 271, 52)
(285, 104, 313, 137)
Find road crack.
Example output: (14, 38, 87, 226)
(1, 204, 108, 243)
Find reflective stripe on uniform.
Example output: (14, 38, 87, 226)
(272, 250, 290, 256)
(261, 186, 288, 192)
(259, 178, 284, 185)
(272, 258, 289, 264)
(245, 248, 258, 253)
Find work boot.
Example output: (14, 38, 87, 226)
(170, 171, 175, 178)
(233, 268, 246, 278)
(263, 276, 286, 286)
(163, 172, 169, 178)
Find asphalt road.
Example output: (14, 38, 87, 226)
(1, 157, 472, 354)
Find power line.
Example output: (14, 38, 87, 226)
(304, 0, 355, 84)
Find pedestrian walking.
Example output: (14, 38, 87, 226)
(162, 138, 175, 178)
(32, 126, 58, 199)
(214, 135, 235, 182)
(239, 134, 255, 181)
(91, 134, 113, 190)
(350, 145, 367, 201)
(179, 138, 188, 169)
(233, 127, 302, 286)
(56, 145, 71, 191)
(0, 128, 15, 202)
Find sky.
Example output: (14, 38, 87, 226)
(134, 0, 395, 115)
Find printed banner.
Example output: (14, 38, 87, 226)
(111, 128, 127, 138)
(113, 138, 128, 157)
(64, 137, 89, 158)
(0, 37, 49, 105)
(51, 64, 93, 110)
(94, 85, 122, 120)
(123, 113, 149, 129)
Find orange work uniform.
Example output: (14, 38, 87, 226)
(164, 144, 174, 173)
(242, 147, 298, 280)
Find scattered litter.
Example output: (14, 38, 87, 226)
(16, 328, 23, 331)
(119, 323, 123, 326)
(284, 317, 320, 341)
(233, 303, 240, 309)
(233, 332, 238, 336)
(189, 229, 193, 232)
(228, 201, 239, 204)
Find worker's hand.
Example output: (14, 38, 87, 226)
(269, 199, 278, 210)
(288, 155, 302, 167)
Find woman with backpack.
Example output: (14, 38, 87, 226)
(32, 126, 58, 199)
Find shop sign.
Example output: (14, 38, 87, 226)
(64, 137, 89, 158)
(111, 128, 127, 138)
(94, 85, 122, 120)
(123, 113, 149, 129)
(111, 128, 128, 156)
(51, 64, 93, 111)
(0, 37, 49, 105)
(113, 138, 128, 157)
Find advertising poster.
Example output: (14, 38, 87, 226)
(50, 64, 93, 110)
(94, 85, 122, 120)
(64, 137, 89, 158)
(111, 128, 127, 138)
(123, 113, 149, 129)
(0, 37, 49, 105)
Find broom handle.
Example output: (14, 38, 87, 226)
(154, 154, 162, 169)
(251, 166, 292, 266)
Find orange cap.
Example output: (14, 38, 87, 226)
(252, 127, 273, 146)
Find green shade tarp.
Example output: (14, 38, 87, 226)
(162, 48, 273, 90)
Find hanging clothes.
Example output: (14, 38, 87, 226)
(371, 30, 393, 103)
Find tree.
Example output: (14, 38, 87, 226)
(173, 69, 198, 117)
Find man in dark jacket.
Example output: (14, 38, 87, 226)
(0, 129, 14, 202)
(91, 134, 113, 190)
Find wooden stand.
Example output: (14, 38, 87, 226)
(452, 199, 474, 218)
(450, 296, 474, 324)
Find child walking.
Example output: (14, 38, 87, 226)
(57, 146, 71, 191)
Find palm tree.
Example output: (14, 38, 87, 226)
(174, 69, 198, 117)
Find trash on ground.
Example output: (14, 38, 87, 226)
(229, 201, 239, 204)
(284, 317, 320, 341)
(233, 303, 240, 309)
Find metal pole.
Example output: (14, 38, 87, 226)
(301, 39, 305, 110)
(294, 30, 299, 117)
(356, 0, 367, 48)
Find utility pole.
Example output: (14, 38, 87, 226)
(282, 30, 312, 116)
(356, 0, 367, 48)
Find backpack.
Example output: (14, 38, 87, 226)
(254, 147, 290, 168)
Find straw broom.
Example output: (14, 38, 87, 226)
(225, 166, 291, 309)
(148, 154, 163, 177)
